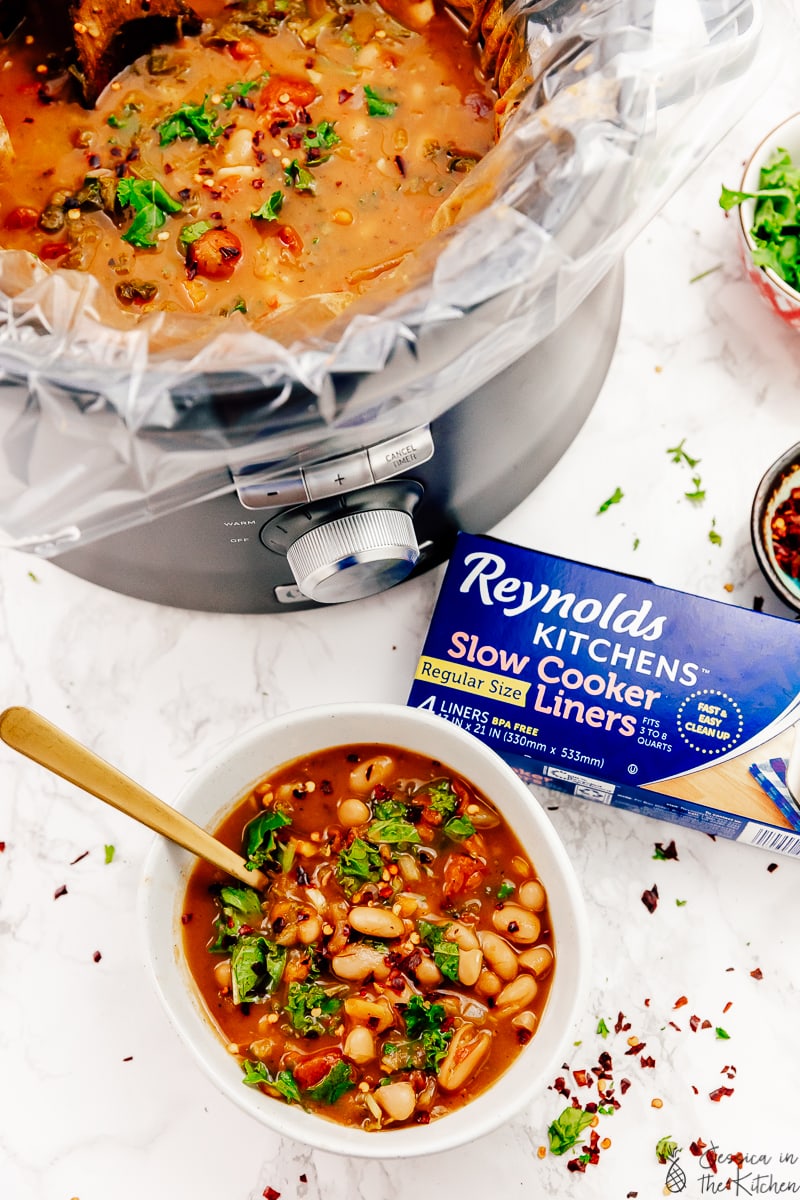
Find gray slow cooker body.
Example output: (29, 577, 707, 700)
(53, 264, 623, 612)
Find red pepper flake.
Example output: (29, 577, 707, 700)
(701, 1019, 712, 1030)
(615, 1012, 631, 1033)
(70, 850, 89, 864)
(644, 997, 650, 1006)
(263, 1188, 281, 1200)
(731, 1152, 744, 1170)
(723, 1001, 732, 1013)
(122, 1055, 133, 1062)
(40, 242, 70, 260)
(0, 841, 5, 852)
(573, 1068, 590, 1087)
(707, 1149, 719, 1174)
(690, 1140, 707, 1156)
(338, 88, 353, 104)
(654, 839, 679, 860)
(668, 1021, 681, 1031)
(639, 1055, 656, 1069)
(181, 912, 193, 925)
(689, 1014, 700, 1032)
(750, 967, 763, 980)
(625, 1042, 646, 1056)
(566, 1158, 587, 1173)
(54, 884, 68, 899)
(709, 1086, 734, 1102)
(641, 884, 659, 913)
(767, 862, 779, 872)
(691, 1085, 699, 1094)
(674, 995, 688, 1009)
(93, 950, 102, 962)
(299, 1176, 307, 1184)
(620, 1077, 631, 1094)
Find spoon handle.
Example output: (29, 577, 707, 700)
(0, 706, 266, 890)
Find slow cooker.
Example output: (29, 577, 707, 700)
(0, 0, 765, 612)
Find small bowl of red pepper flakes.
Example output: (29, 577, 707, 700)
(751, 443, 800, 613)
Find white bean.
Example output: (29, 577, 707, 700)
(296, 913, 322, 945)
(331, 945, 388, 982)
(511, 1010, 538, 1041)
(519, 879, 547, 912)
(445, 921, 480, 951)
(414, 955, 443, 988)
(518, 944, 555, 978)
(458, 946, 483, 987)
(338, 797, 370, 827)
(495, 974, 538, 1015)
(349, 755, 394, 794)
(221, 125, 255, 166)
(349, 905, 404, 939)
(214, 959, 232, 988)
(437, 1025, 493, 1092)
(492, 904, 541, 945)
(477, 930, 518, 981)
(375, 1081, 416, 1122)
(343, 1025, 377, 1064)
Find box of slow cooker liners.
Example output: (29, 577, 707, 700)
(407, 532, 800, 859)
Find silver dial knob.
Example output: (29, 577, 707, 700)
(286, 508, 420, 604)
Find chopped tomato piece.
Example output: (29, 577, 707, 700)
(442, 853, 488, 900)
(5, 206, 38, 230)
(39, 241, 70, 260)
(292, 1049, 343, 1090)
(186, 228, 243, 279)
(227, 39, 260, 60)
(276, 224, 303, 255)
(261, 76, 318, 124)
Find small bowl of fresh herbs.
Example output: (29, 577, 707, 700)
(720, 111, 800, 325)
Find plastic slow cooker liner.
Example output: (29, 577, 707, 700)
(0, 0, 765, 555)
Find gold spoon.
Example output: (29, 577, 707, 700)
(0, 705, 267, 889)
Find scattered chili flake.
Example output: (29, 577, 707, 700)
(625, 1042, 646, 1056)
(181, 912, 193, 925)
(299, 1175, 308, 1184)
(620, 1078, 631, 1094)
(707, 1149, 719, 1174)
(93, 950, 102, 962)
(731, 1152, 744, 1170)
(263, 1188, 281, 1200)
(723, 1001, 732, 1013)
(641, 884, 659, 913)
(653, 840, 678, 861)
(690, 1140, 707, 1156)
(750, 968, 763, 981)
(689, 1015, 700, 1032)
(701, 1020, 712, 1030)
(674, 995, 688, 1009)
(54, 884, 68, 899)
(615, 1012, 631, 1033)
(767, 862, 779, 872)
(122, 1055, 133, 1062)
(70, 850, 89, 864)
(709, 1086, 734, 1102)
(770, 486, 800, 578)
(0, 841, 5, 852)
(640, 1055, 656, 1069)
(668, 1021, 681, 1031)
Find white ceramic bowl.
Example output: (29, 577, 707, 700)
(140, 702, 589, 1158)
(737, 111, 800, 326)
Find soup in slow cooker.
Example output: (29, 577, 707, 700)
(0, 0, 496, 327)
(182, 742, 555, 1130)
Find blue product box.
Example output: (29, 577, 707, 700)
(407, 532, 800, 859)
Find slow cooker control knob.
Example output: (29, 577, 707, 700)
(286, 508, 420, 604)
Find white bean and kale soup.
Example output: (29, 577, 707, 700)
(0, 0, 495, 329)
(182, 744, 555, 1130)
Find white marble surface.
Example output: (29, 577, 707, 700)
(3, 10, 800, 1200)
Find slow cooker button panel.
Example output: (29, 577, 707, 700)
(303, 450, 373, 500)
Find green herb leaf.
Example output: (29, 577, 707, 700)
(684, 475, 706, 504)
(284, 981, 343, 1036)
(363, 84, 397, 117)
(305, 1058, 355, 1104)
(221, 75, 268, 110)
(443, 815, 475, 841)
(243, 810, 291, 872)
(420, 779, 459, 821)
(373, 795, 407, 820)
(708, 519, 723, 547)
(104, 844, 115, 864)
(107, 101, 141, 129)
(303, 120, 340, 160)
(251, 190, 284, 222)
(715, 1026, 730, 1040)
(284, 159, 316, 192)
(366, 817, 420, 844)
(676, 898, 687, 906)
(547, 1106, 595, 1156)
(497, 880, 515, 901)
(209, 884, 263, 952)
(597, 487, 623, 515)
(417, 920, 460, 982)
(116, 177, 182, 249)
(596, 1017, 609, 1039)
(178, 219, 214, 249)
(230, 935, 286, 1004)
(656, 1135, 679, 1164)
(157, 96, 225, 146)
(242, 1059, 301, 1103)
(336, 837, 383, 892)
(666, 438, 700, 468)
